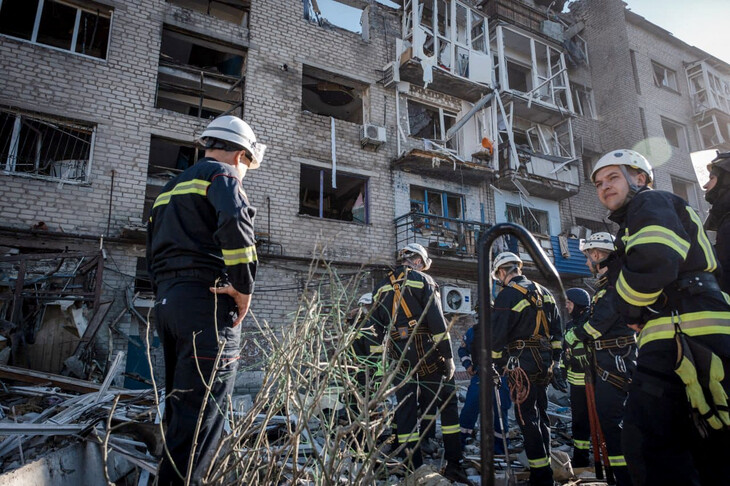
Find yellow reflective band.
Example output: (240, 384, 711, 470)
(638, 311, 730, 348)
(609, 455, 627, 467)
(153, 179, 211, 209)
(565, 329, 577, 345)
(405, 280, 425, 289)
(574, 439, 591, 450)
(626, 225, 690, 260)
(492, 350, 503, 359)
(543, 294, 555, 304)
(617, 272, 662, 307)
(593, 289, 606, 303)
(686, 207, 718, 272)
(222, 245, 258, 266)
(397, 433, 419, 443)
(442, 424, 460, 435)
(373, 284, 394, 301)
(370, 345, 383, 353)
(567, 371, 585, 385)
(432, 332, 450, 342)
(551, 340, 561, 349)
(512, 300, 530, 312)
(422, 414, 436, 420)
(528, 456, 551, 468)
(584, 322, 602, 339)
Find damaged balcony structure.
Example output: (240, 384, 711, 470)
(686, 60, 730, 151)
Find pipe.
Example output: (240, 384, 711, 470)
(106, 169, 115, 237)
(477, 222, 564, 485)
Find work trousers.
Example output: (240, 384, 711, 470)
(622, 371, 730, 486)
(459, 375, 512, 454)
(569, 383, 590, 467)
(518, 382, 553, 486)
(154, 278, 241, 486)
(593, 348, 634, 485)
(395, 367, 462, 469)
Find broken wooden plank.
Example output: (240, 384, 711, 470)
(0, 364, 121, 395)
(0, 423, 85, 435)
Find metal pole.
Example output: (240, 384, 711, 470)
(477, 222, 565, 485)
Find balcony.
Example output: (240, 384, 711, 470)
(493, 145, 579, 200)
(392, 146, 496, 184)
(687, 61, 730, 119)
(395, 211, 490, 277)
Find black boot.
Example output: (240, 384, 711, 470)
(442, 461, 474, 485)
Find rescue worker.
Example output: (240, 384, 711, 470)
(703, 151, 730, 294)
(570, 232, 636, 485)
(489, 252, 562, 486)
(561, 288, 591, 469)
(457, 324, 512, 454)
(369, 243, 470, 483)
(147, 115, 264, 485)
(591, 149, 730, 485)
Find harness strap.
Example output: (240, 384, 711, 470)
(593, 335, 637, 351)
(595, 362, 631, 391)
(509, 281, 549, 336)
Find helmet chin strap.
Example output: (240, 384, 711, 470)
(586, 253, 604, 277)
(618, 165, 644, 203)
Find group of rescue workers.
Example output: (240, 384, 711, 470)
(145, 112, 730, 486)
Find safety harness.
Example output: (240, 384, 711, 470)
(387, 270, 422, 341)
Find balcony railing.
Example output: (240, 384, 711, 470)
(395, 212, 491, 260)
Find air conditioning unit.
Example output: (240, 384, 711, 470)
(360, 123, 386, 148)
(442, 286, 472, 314)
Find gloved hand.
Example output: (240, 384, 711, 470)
(444, 358, 456, 380)
(550, 362, 568, 392)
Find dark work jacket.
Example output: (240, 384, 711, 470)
(574, 276, 635, 342)
(369, 265, 453, 375)
(716, 216, 730, 294)
(147, 158, 257, 294)
(609, 187, 730, 376)
(490, 275, 562, 377)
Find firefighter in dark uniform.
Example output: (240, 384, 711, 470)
(703, 151, 730, 294)
(571, 232, 636, 485)
(369, 243, 470, 483)
(591, 149, 730, 486)
(147, 115, 265, 486)
(561, 287, 591, 469)
(490, 252, 562, 486)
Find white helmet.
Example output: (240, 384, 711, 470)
(399, 243, 432, 271)
(357, 292, 373, 305)
(591, 149, 653, 184)
(491, 252, 523, 280)
(198, 115, 266, 169)
(579, 232, 615, 253)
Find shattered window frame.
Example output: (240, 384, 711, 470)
(696, 114, 729, 150)
(301, 66, 365, 124)
(571, 83, 596, 119)
(670, 175, 699, 210)
(409, 185, 464, 220)
(660, 116, 688, 151)
(303, 0, 368, 37)
(505, 203, 549, 235)
(406, 99, 457, 147)
(166, 0, 250, 26)
(652, 61, 678, 92)
(0, 107, 95, 184)
(156, 26, 246, 119)
(0, 0, 113, 60)
(299, 164, 369, 224)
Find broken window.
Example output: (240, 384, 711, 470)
(167, 0, 250, 26)
(652, 61, 678, 91)
(303, 0, 366, 35)
(145, 136, 201, 221)
(299, 165, 368, 223)
(575, 217, 605, 234)
(506, 60, 531, 93)
(0, 108, 94, 182)
(506, 203, 549, 235)
(696, 115, 729, 149)
(572, 83, 596, 118)
(581, 153, 597, 181)
(410, 185, 463, 219)
(671, 176, 699, 209)
(156, 27, 245, 118)
(301, 66, 365, 123)
(407, 100, 456, 148)
(661, 116, 688, 150)
(0, 0, 111, 59)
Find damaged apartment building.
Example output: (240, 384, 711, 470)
(0, 0, 727, 400)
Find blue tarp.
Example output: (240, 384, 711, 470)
(551, 236, 592, 277)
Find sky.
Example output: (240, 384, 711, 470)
(618, 1, 730, 64)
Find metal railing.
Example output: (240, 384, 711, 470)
(394, 211, 491, 259)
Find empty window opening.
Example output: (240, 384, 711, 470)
(410, 186, 464, 220)
(652, 61, 678, 91)
(145, 136, 201, 221)
(0, 108, 93, 182)
(506, 203, 549, 235)
(304, 0, 365, 35)
(157, 27, 245, 118)
(572, 83, 596, 118)
(167, 0, 250, 26)
(0, 0, 111, 59)
(582, 153, 597, 181)
(407, 100, 457, 149)
(506, 60, 531, 93)
(299, 165, 368, 223)
(301, 66, 364, 124)
(671, 176, 699, 209)
(661, 117, 688, 151)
